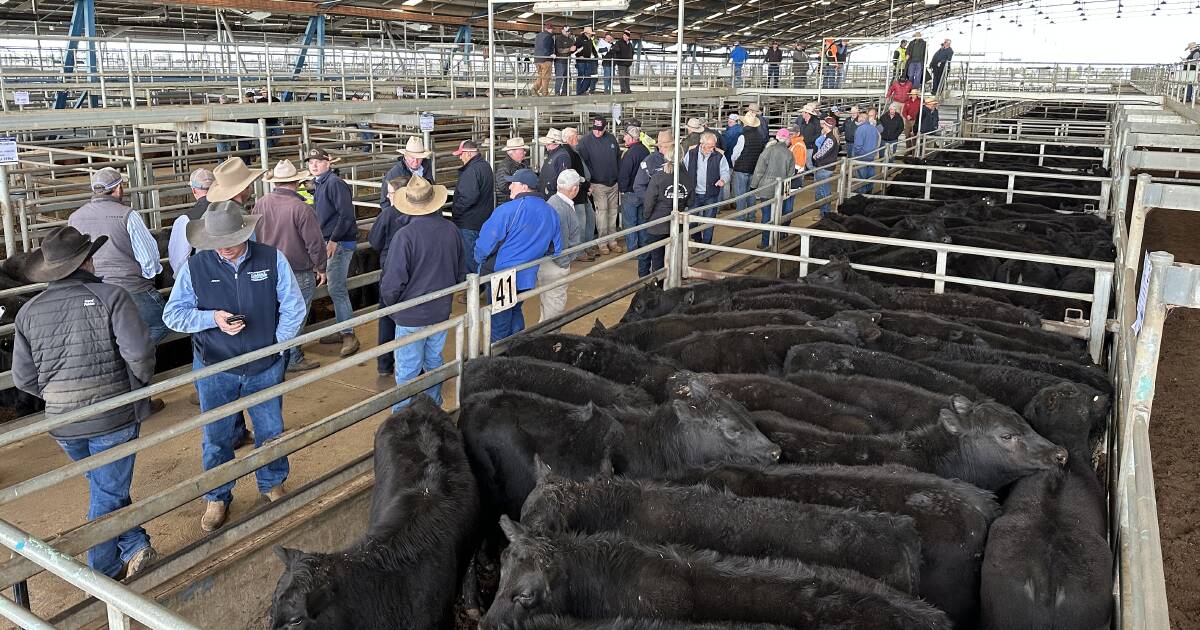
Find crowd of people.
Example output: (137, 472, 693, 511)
(532, 23, 637, 96)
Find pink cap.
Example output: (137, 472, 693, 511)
(776, 128, 792, 141)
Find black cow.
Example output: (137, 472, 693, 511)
(680, 464, 998, 627)
(504, 334, 681, 402)
(849, 310, 1086, 361)
(784, 342, 985, 399)
(951, 315, 1087, 357)
(269, 397, 480, 629)
(653, 322, 872, 375)
(521, 615, 793, 630)
(463, 356, 654, 408)
(1022, 382, 1100, 462)
(785, 370, 951, 432)
(521, 469, 922, 593)
(460, 375, 780, 519)
(590, 309, 817, 351)
(620, 277, 785, 323)
(885, 338, 1112, 395)
(485, 522, 951, 630)
(760, 394, 1068, 490)
(735, 282, 883, 310)
(681, 293, 851, 319)
(679, 372, 882, 434)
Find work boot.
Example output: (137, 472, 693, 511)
(598, 243, 611, 255)
(286, 358, 320, 373)
(200, 501, 228, 532)
(123, 546, 157, 579)
(340, 334, 360, 358)
(188, 390, 200, 406)
(263, 484, 287, 502)
(147, 398, 166, 415)
(234, 429, 255, 450)
(319, 332, 342, 344)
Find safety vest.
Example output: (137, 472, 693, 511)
(298, 188, 314, 205)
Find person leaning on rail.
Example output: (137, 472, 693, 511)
(162, 201, 306, 533)
(11, 226, 159, 579)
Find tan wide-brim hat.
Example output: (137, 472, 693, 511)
(207, 157, 266, 203)
(399, 135, 433, 158)
(1188, 42, 1198, 50)
(389, 175, 448, 216)
(924, 96, 939, 104)
(503, 137, 530, 152)
(800, 104, 818, 115)
(263, 159, 310, 184)
(746, 102, 762, 113)
(538, 128, 564, 145)
(686, 117, 705, 132)
(186, 200, 261, 250)
(742, 113, 761, 128)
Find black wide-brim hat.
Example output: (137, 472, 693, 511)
(25, 226, 109, 283)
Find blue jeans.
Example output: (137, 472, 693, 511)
(577, 203, 595, 246)
(391, 325, 447, 413)
(55, 423, 150, 578)
(326, 244, 355, 335)
(907, 61, 924, 87)
(823, 65, 838, 88)
(690, 191, 721, 245)
(131, 288, 168, 345)
(491, 302, 526, 342)
(733, 63, 744, 87)
(814, 168, 834, 215)
(621, 195, 642, 252)
(554, 59, 570, 94)
(645, 233, 668, 273)
(216, 141, 233, 155)
(732, 171, 754, 216)
(855, 165, 876, 193)
(378, 301, 396, 374)
(603, 63, 614, 93)
(195, 356, 288, 504)
(288, 271, 316, 367)
(576, 60, 597, 95)
(460, 228, 480, 273)
(357, 123, 374, 153)
(267, 125, 282, 149)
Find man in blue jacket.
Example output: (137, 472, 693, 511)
(368, 173, 411, 376)
(475, 169, 563, 342)
(618, 125, 650, 255)
(850, 109, 882, 193)
(929, 39, 954, 94)
(379, 175, 465, 410)
(450, 140, 495, 272)
(730, 42, 749, 87)
(305, 147, 360, 357)
(721, 114, 742, 167)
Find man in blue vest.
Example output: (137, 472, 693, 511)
(680, 132, 731, 245)
(163, 201, 306, 533)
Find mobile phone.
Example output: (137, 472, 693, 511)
(225, 314, 246, 325)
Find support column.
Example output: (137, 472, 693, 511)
(53, 0, 98, 110)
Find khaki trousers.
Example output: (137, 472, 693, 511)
(537, 262, 572, 322)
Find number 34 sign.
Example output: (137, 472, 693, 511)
(489, 268, 519, 313)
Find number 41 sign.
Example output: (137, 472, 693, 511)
(489, 268, 519, 313)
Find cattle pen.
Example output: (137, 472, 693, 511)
(0, 35, 1198, 630)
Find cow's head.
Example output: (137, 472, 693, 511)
(665, 372, 781, 466)
(269, 547, 347, 630)
(939, 395, 1067, 490)
(812, 311, 883, 343)
(484, 517, 568, 629)
(519, 455, 611, 533)
(803, 256, 855, 289)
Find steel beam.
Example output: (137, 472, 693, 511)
(282, 14, 324, 102)
(1127, 151, 1200, 173)
(53, 0, 98, 110)
(136, 120, 262, 137)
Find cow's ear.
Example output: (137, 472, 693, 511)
(597, 449, 615, 479)
(499, 515, 526, 542)
(533, 454, 553, 484)
(683, 289, 698, 305)
(866, 311, 882, 323)
(950, 394, 972, 415)
(939, 408, 963, 435)
(274, 546, 303, 568)
(305, 584, 336, 619)
(590, 318, 608, 335)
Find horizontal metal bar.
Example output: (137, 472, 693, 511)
(0, 593, 55, 630)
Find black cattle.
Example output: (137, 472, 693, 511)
(736, 282, 882, 309)
(1021, 382, 1099, 462)
(951, 315, 1087, 357)
(504, 334, 681, 402)
(680, 372, 881, 434)
(784, 342, 985, 399)
(590, 309, 817, 351)
(674, 463, 998, 628)
(653, 322, 871, 375)
(460, 376, 780, 519)
(521, 615, 793, 630)
(485, 522, 951, 630)
(269, 397, 480, 629)
(858, 310, 1086, 361)
(521, 470, 922, 593)
(463, 356, 654, 408)
(620, 277, 785, 323)
(785, 370, 951, 432)
(981, 460, 1112, 630)
(760, 393, 1067, 490)
(886, 339, 1112, 395)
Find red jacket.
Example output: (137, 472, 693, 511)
(902, 96, 922, 121)
(887, 80, 913, 102)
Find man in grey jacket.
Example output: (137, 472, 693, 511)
(750, 128, 800, 249)
(540, 169, 585, 322)
(12, 226, 158, 579)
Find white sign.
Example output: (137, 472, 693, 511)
(186, 131, 203, 145)
(12, 92, 30, 106)
(0, 138, 17, 165)
(1133, 253, 1152, 335)
(611, 104, 623, 126)
(419, 113, 435, 132)
(490, 268, 519, 313)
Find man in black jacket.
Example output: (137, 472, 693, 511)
(538, 128, 573, 198)
(618, 125, 650, 255)
(906, 32, 927, 88)
(494, 137, 529, 205)
(450, 140, 495, 272)
(613, 31, 636, 94)
(533, 22, 555, 96)
(562, 127, 597, 259)
(929, 39, 954, 94)
(764, 42, 783, 88)
(642, 158, 683, 273)
(13, 226, 158, 579)
(574, 27, 599, 95)
(578, 117, 622, 253)
(879, 102, 905, 158)
(553, 26, 575, 95)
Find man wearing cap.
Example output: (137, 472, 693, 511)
(306, 147, 360, 358)
(379, 175, 465, 409)
(12, 226, 158, 579)
(495, 138, 530, 206)
(906, 32, 928, 89)
(169, 168, 215, 275)
(68, 167, 168, 344)
(578, 118, 621, 254)
(918, 96, 941, 135)
(729, 112, 766, 217)
(631, 130, 673, 277)
(613, 31, 635, 94)
(730, 42, 749, 88)
(721, 114, 743, 166)
(598, 33, 616, 94)
(751, 128, 798, 249)
(574, 26, 599, 95)
(251, 159, 328, 373)
(533, 22, 555, 97)
(764, 42, 783, 89)
(793, 103, 823, 160)
(476, 169, 563, 341)
(812, 116, 842, 216)
(380, 137, 433, 215)
(541, 169, 585, 321)
(618, 125, 650, 256)
(162, 201, 306, 532)
(681, 131, 731, 245)
(553, 25, 575, 96)
(451, 140, 495, 272)
(892, 39, 909, 81)
(843, 105, 861, 147)
(886, 75, 914, 107)
(929, 39, 954, 94)
(851, 109, 882, 192)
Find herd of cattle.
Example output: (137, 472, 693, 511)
(268, 263, 1113, 630)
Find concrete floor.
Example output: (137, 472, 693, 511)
(0, 201, 821, 627)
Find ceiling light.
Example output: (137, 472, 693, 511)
(401, 0, 422, 6)
(518, 11, 535, 17)
(532, 0, 630, 10)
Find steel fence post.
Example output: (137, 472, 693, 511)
(465, 273, 481, 360)
(666, 211, 683, 290)
(934, 249, 947, 293)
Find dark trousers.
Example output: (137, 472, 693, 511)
(576, 60, 597, 95)
(646, 233, 668, 273)
(554, 59, 570, 95)
(767, 63, 780, 88)
(377, 300, 396, 374)
(617, 64, 632, 93)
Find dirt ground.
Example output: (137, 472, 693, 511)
(1141, 208, 1200, 630)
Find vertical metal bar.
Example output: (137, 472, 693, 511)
(453, 321, 464, 406)
(1005, 173, 1015, 204)
(666, 212, 682, 290)
(771, 177, 783, 250)
(124, 37, 135, 108)
(532, 106, 541, 169)
(798, 233, 810, 279)
(465, 273, 481, 360)
(107, 604, 132, 630)
(933, 249, 947, 293)
(0, 164, 13, 258)
(923, 168, 932, 200)
(1088, 268, 1112, 364)
(258, 118, 269, 170)
(486, 0, 496, 173)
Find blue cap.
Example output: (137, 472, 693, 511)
(504, 168, 539, 188)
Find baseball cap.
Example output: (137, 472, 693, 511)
(305, 147, 332, 161)
(592, 117, 607, 130)
(624, 125, 641, 139)
(776, 128, 792, 141)
(557, 169, 585, 188)
(453, 140, 480, 156)
(728, 113, 740, 122)
(189, 168, 215, 190)
(821, 116, 838, 127)
(90, 167, 126, 193)
(503, 168, 539, 188)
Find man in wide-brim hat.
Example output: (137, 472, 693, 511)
(207, 156, 266, 205)
(381, 136, 434, 218)
(537, 127, 573, 200)
(495, 137, 530, 205)
(163, 200, 307, 533)
(12, 225, 159, 579)
(252, 159, 328, 373)
(379, 175, 464, 410)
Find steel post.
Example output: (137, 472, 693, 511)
(0, 165, 14, 258)
(466, 273, 481, 359)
